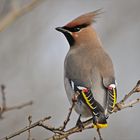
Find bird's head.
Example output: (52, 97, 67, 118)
(56, 9, 102, 47)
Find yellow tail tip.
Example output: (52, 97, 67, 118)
(93, 123, 108, 129)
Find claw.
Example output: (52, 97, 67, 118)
(76, 114, 84, 130)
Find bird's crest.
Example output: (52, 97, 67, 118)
(65, 9, 103, 28)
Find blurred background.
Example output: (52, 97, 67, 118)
(0, 0, 140, 139)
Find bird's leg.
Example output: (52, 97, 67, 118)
(92, 116, 97, 124)
(72, 91, 80, 102)
(92, 115, 98, 128)
(76, 114, 84, 130)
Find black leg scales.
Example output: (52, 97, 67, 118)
(76, 114, 84, 130)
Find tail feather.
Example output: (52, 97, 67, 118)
(93, 113, 108, 129)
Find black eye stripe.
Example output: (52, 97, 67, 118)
(63, 23, 89, 32)
(75, 24, 89, 29)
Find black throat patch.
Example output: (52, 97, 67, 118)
(63, 32, 75, 46)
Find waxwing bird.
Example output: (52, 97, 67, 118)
(56, 10, 117, 129)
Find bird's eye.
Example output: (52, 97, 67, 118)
(63, 26, 82, 32)
(73, 27, 81, 32)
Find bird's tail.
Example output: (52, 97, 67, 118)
(93, 113, 108, 129)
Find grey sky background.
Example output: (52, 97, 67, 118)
(0, 0, 140, 139)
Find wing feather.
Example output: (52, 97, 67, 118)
(107, 87, 117, 114)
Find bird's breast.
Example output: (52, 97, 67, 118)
(64, 48, 107, 108)
(64, 48, 93, 87)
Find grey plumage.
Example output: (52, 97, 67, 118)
(56, 10, 117, 127)
(64, 44, 115, 117)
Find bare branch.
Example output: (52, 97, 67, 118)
(1, 80, 140, 140)
(46, 118, 93, 140)
(1, 85, 6, 109)
(94, 137, 97, 140)
(27, 115, 32, 140)
(97, 128, 103, 140)
(0, 116, 51, 140)
(120, 80, 140, 103)
(0, 0, 44, 32)
(113, 80, 140, 112)
(5, 101, 33, 111)
(60, 100, 75, 131)
(0, 85, 33, 119)
(47, 80, 140, 140)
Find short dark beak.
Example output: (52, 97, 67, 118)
(55, 27, 68, 33)
(55, 27, 74, 46)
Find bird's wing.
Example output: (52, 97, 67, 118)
(69, 79, 104, 117)
(69, 79, 108, 128)
(97, 50, 117, 114)
(106, 86, 117, 114)
(102, 77, 117, 114)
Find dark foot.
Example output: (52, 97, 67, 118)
(92, 116, 98, 128)
(76, 114, 84, 130)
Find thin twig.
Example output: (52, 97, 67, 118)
(0, 85, 33, 119)
(1, 85, 6, 109)
(114, 98, 140, 112)
(5, 101, 33, 111)
(46, 118, 93, 140)
(113, 80, 140, 112)
(60, 101, 75, 131)
(0, 116, 51, 140)
(94, 137, 97, 140)
(27, 115, 32, 140)
(0, 0, 44, 32)
(120, 80, 140, 103)
(120, 98, 140, 108)
(97, 128, 103, 140)
(1, 80, 140, 140)
(46, 80, 140, 140)
(0, 85, 6, 118)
